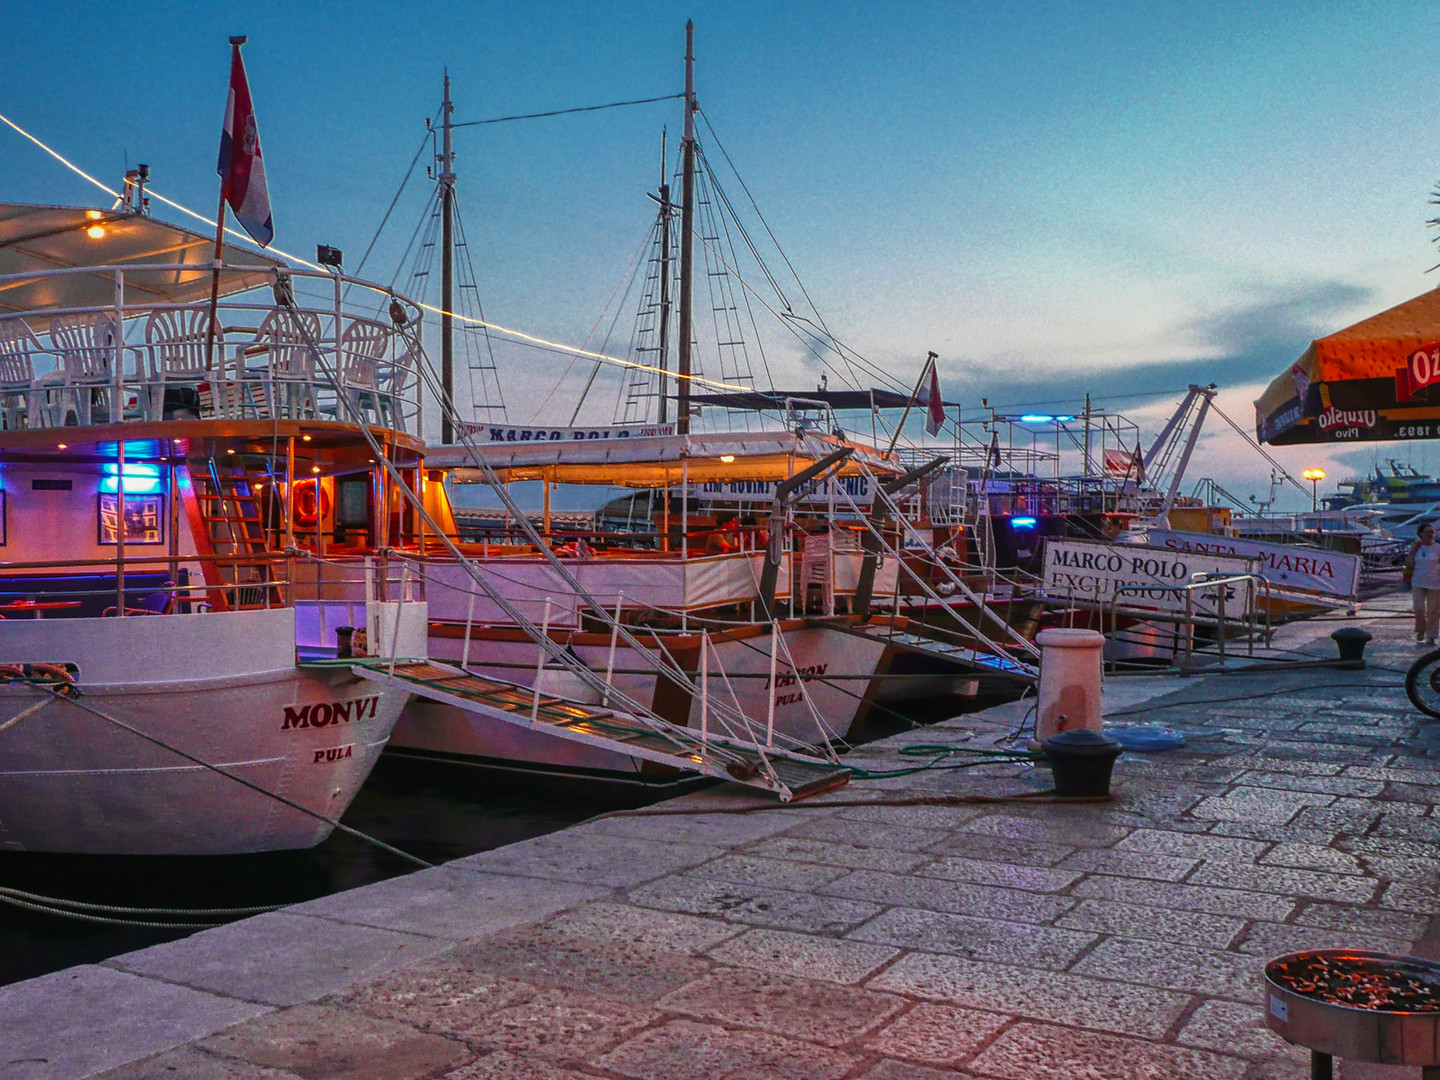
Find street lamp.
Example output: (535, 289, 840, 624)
(1302, 467, 1326, 512)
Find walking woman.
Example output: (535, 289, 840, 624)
(1408, 522, 1440, 644)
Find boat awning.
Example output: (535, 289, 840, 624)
(1256, 287, 1440, 445)
(0, 203, 287, 328)
(429, 430, 904, 486)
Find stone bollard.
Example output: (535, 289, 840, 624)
(1330, 627, 1372, 665)
(1035, 628, 1105, 743)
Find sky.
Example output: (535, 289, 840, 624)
(5, 1, 1440, 508)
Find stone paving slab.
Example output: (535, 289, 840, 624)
(283, 866, 608, 941)
(12, 599, 1440, 1079)
(1, 966, 270, 1080)
(104, 910, 456, 1008)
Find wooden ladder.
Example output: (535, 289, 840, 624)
(180, 458, 282, 609)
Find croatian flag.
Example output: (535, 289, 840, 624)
(923, 357, 945, 436)
(217, 40, 274, 247)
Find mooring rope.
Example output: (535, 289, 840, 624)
(0, 885, 283, 930)
(0, 680, 434, 930)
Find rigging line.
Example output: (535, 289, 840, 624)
(393, 185, 442, 291)
(51, 688, 434, 869)
(695, 156, 773, 397)
(779, 310, 910, 394)
(713, 175, 777, 394)
(0, 111, 120, 198)
(414, 304, 756, 393)
(697, 110, 851, 364)
(693, 145, 793, 316)
(560, 219, 656, 424)
(611, 215, 671, 425)
(351, 125, 435, 280)
(689, 227, 897, 404)
(451, 200, 507, 416)
(1207, 398, 1311, 497)
(450, 92, 684, 128)
(0, 108, 769, 405)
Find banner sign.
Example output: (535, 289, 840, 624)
(460, 422, 676, 443)
(1396, 344, 1440, 402)
(693, 474, 875, 507)
(1041, 539, 1255, 617)
(1145, 529, 1360, 600)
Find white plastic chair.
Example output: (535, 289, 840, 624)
(249, 309, 322, 418)
(49, 313, 120, 425)
(0, 318, 60, 428)
(380, 348, 416, 428)
(143, 307, 217, 420)
(335, 319, 391, 424)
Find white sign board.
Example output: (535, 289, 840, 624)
(693, 474, 875, 507)
(1042, 539, 1255, 617)
(460, 422, 676, 443)
(1145, 530, 1361, 600)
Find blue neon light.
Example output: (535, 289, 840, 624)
(100, 463, 165, 495)
(1018, 414, 1075, 423)
(100, 476, 164, 495)
(1012, 517, 1038, 529)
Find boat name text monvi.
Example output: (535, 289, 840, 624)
(281, 696, 382, 730)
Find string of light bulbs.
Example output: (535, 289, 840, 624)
(0, 108, 756, 396)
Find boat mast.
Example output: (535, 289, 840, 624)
(657, 129, 672, 426)
(676, 20, 696, 436)
(439, 72, 456, 444)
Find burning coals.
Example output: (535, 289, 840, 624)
(1270, 953, 1440, 1012)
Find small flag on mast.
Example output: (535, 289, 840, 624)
(923, 355, 945, 436)
(988, 430, 1001, 469)
(217, 37, 273, 247)
(1132, 437, 1145, 484)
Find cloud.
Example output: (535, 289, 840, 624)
(939, 277, 1376, 411)
(1179, 279, 1374, 385)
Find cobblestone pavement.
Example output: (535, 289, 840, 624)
(7, 596, 1437, 1079)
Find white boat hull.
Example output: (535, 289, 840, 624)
(387, 622, 887, 783)
(0, 608, 408, 855)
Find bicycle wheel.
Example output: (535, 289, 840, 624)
(1405, 649, 1440, 719)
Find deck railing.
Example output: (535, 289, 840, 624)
(1106, 572, 1272, 671)
(0, 264, 425, 435)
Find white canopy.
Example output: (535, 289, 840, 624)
(431, 429, 903, 486)
(0, 203, 286, 325)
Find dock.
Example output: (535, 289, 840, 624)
(3, 595, 1433, 1079)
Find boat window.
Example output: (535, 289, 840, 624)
(336, 477, 369, 527)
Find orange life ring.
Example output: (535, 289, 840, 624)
(293, 480, 331, 527)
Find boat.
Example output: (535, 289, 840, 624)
(349, 49, 1033, 788)
(0, 198, 427, 853)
